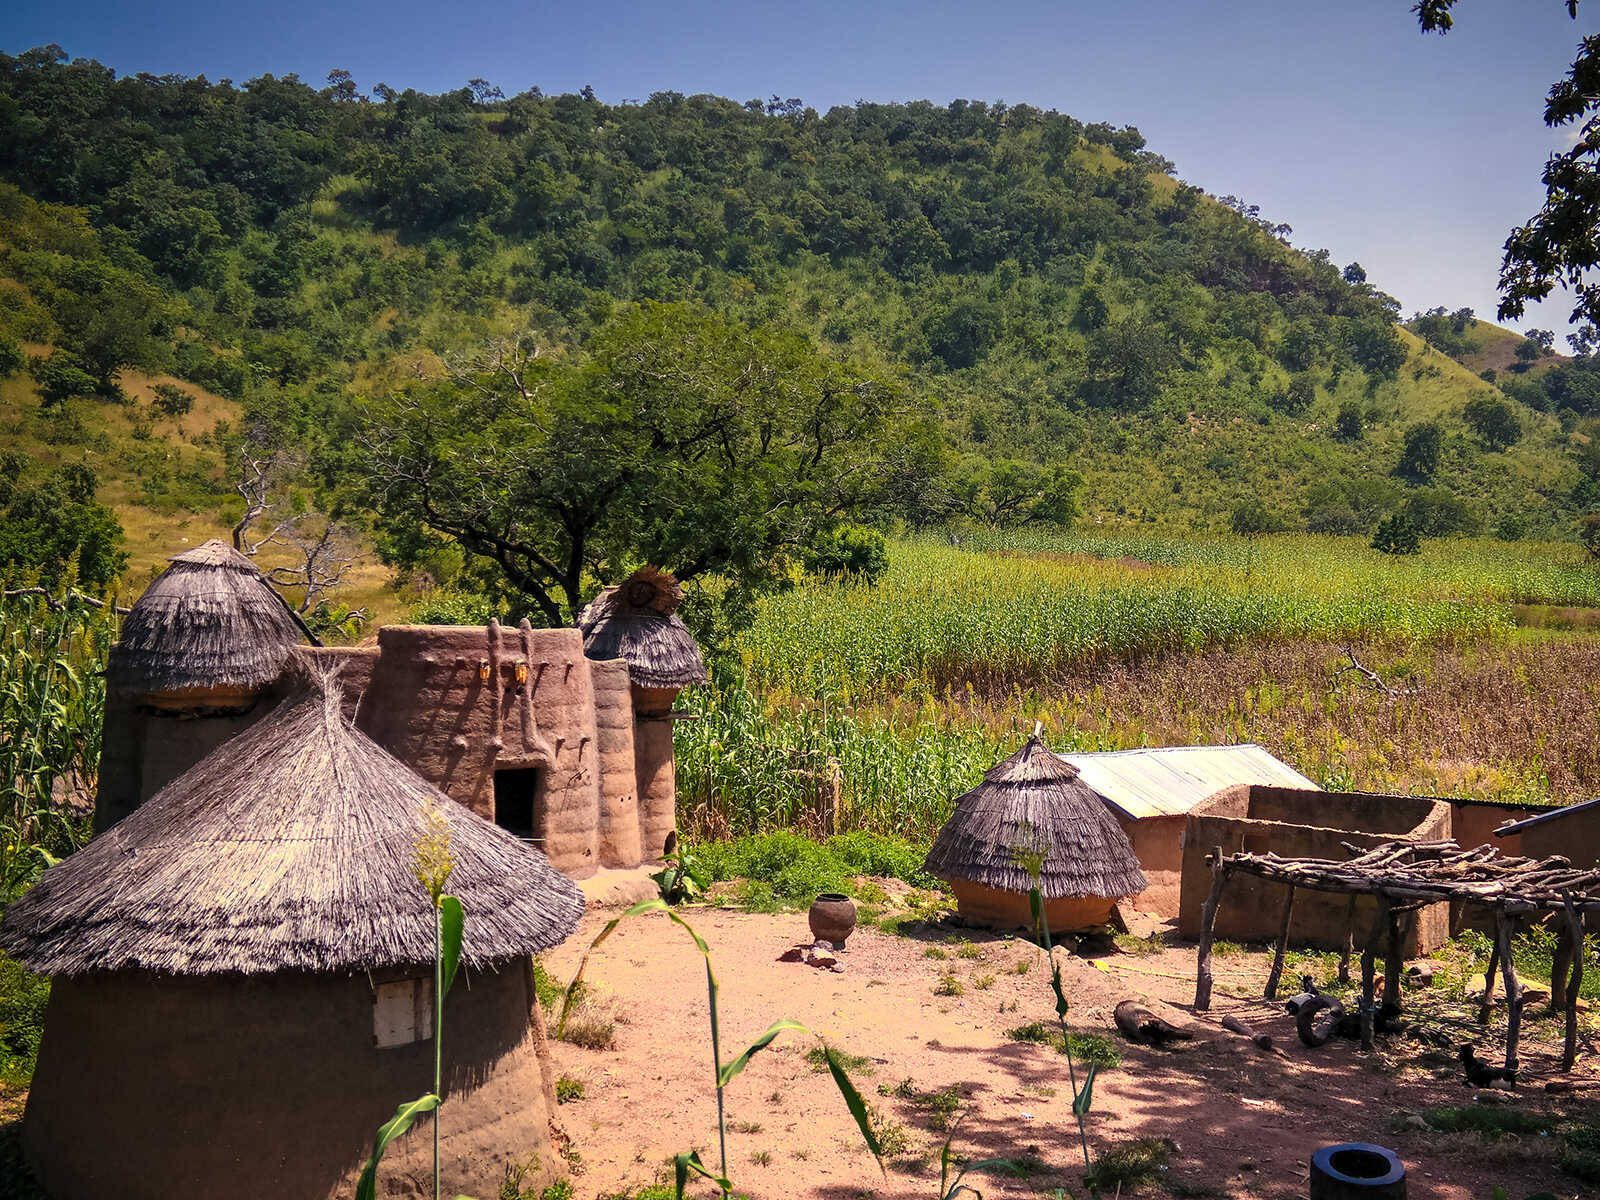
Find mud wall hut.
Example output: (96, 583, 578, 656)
(926, 734, 1148, 931)
(99, 553, 706, 880)
(2, 684, 584, 1200)
(577, 566, 708, 859)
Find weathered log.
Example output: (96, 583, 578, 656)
(1338, 894, 1357, 985)
(1383, 907, 1405, 1013)
(1478, 933, 1500, 1026)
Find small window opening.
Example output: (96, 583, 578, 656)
(373, 977, 432, 1048)
(494, 767, 542, 841)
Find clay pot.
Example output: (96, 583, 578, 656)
(808, 893, 857, 949)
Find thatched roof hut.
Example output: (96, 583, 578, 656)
(5, 683, 583, 974)
(105, 538, 312, 700)
(924, 734, 1148, 931)
(4, 681, 584, 1200)
(578, 565, 708, 691)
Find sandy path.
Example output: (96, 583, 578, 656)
(543, 907, 1598, 1199)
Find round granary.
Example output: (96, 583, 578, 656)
(924, 733, 1148, 932)
(105, 538, 311, 706)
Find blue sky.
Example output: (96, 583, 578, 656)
(4, 0, 1591, 333)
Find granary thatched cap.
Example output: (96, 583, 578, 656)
(923, 734, 1148, 900)
(578, 565, 708, 690)
(106, 538, 311, 695)
(0, 681, 585, 977)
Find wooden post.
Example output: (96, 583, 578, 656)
(1359, 899, 1387, 1052)
(1496, 910, 1522, 1077)
(1563, 896, 1584, 1072)
(1383, 908, 1405, 1013)
(1263, 884, 1297, 1001)
(1338, 894, 1357, 985)
(1552, 915, 1573, 1012)
(1194, 846, 1229, 1011)
(1478, 931, 1500, 1026)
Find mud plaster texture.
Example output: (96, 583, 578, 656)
(22, 961, 562, 1200)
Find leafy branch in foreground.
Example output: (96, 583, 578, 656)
(557, 897, 883, 1197)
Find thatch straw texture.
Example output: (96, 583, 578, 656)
(579, 566, 708, 689)
(924, 735, 1148, 900)
(1, 683, 585, 976)
(106, 539, 310, 693)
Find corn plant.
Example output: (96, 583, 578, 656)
(0, 591, 108, 899)
(1012, 847, 1096, 1179)
(358, 801, 466, 1200)
(557, 898, 883, 1198)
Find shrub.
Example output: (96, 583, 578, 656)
(1372, 511, 1421, 556)
(555, 1076, 585, 1104)
(1335, 400, 1364, 441)
(1396, 421, 1442, 482)
(1464, 394, 1522, 450)
(805, 524, 888, 583)
(150, 382, 195, 418)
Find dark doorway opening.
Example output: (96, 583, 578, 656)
(494, 768, 542, 841)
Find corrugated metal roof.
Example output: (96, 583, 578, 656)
(1059, 744, 1319, 821)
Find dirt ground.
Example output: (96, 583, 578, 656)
(543, 903, 1600, 1199)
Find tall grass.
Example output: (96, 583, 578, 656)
(738, 536, 1526, 701)
(677, 534, 1600, 837)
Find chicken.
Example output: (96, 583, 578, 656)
(1460, 1045, 1517, 1088)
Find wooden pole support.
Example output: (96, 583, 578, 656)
(1263, 884, 1297, 1001)
(1478, 930, 1500, 1026)
(1562, 895, 1584, 1072)
(1195, 846, 1228, 1011)
(1338, 894, 1356, 985)
(1383, 908, 1405, 1013)
(1496, 910, 1522, 1077)
(1359, 898, 1387, 1052)
(1552, 915, 1573, 1012)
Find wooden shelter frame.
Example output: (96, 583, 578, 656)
(1192, 839, 1600, 1074)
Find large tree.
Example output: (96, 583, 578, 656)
(1416, 1, 1599, 325)
(360, 302, 900, 625)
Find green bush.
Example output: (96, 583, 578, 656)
(696, 831, 937, 908)
(0, 952, 48, 1089)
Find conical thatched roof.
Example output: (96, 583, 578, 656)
(578, 566, 708, 689)
(924, 735, 1148, 900)
(0, 682, 585, 977)
(106, 538, 312, 694)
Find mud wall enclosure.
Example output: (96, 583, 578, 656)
(1177, 786, 1452, 953)
(23, 964, 560, 1200)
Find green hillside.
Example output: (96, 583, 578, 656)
(0, 45, 1592, 609)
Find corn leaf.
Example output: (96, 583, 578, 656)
(355, 1092, 440, 1200)
(673, 1149, 732, 1199)
(718, 1018, 806, 1087)
(1072, 1062, 1099, 1116)
(439, 894, 464, 997)
(823, 1042, 885, 1175)
(557, 898, 667, 1034)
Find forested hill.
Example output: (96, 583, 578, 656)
(0, 45, 1593, 597)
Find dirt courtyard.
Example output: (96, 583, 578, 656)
(543, 904, 1600, 1199)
